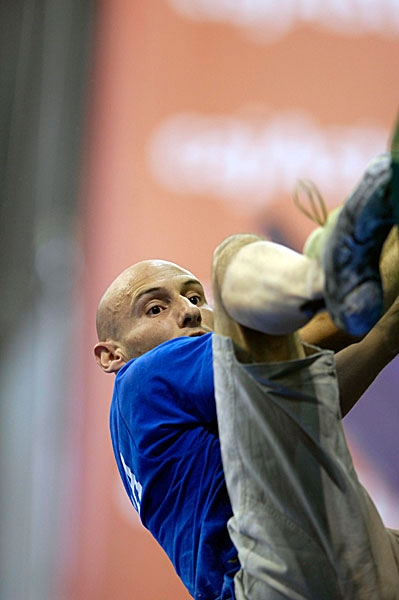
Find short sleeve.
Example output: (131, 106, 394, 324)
(114, 334, 217, 458)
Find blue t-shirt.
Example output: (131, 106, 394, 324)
(110, 333, 238, 599)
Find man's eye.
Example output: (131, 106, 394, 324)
(147, 305, 162, 315)
(188, 295, 201, 305)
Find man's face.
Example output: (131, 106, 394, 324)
(118, 261, 213, 359)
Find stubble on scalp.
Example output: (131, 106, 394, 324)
(96, 259, 199, 344)
(95, 266, 137, 343)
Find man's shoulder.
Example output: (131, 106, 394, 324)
(117, 332, 213, 385)
(113, 331, 216, 424)
(123, 332, 212, 369)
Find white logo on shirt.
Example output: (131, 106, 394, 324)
(120, 452, 142, 514)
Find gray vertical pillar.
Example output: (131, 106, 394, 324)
(0, 1, 92, 598)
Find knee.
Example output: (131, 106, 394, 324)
(211, 233, 265, 342)
(212, 233, 265, 290)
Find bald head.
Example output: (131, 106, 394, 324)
(96, 260, 203, 343)
(96, 263, 142, 343)
(94, 259, 213, 372)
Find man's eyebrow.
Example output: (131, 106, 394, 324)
(132, 279, 204, 305)
(133, 286, 164, 304)
(181, 278, 204, 290)
(128, 286, 164, 316)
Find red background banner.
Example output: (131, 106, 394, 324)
(65, 2, 399, 598)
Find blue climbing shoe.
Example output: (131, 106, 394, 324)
(322, 151, 397, 336)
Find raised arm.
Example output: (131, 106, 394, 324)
(335, 297, 399, 417)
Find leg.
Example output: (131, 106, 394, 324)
(300, 225, 399, 352)
(211, 233, 323, 363)
(212, 235, 399, 599)
(323, 112, 399, 336)
(301, 116, 399, 344)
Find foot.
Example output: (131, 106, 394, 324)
(322, 153, 396, 336)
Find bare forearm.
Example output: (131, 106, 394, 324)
(335, 300, 399, 417)
(380, 226, 399, 311)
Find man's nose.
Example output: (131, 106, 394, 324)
(178, 297, 202, 327)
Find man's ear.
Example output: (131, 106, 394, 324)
(94, 341, 127, 373)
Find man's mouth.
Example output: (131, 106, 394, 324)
(187, 329, 208, 337)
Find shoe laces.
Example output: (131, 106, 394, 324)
(292, 179, 328, 227)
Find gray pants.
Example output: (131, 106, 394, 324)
(213, 334, 399, 600)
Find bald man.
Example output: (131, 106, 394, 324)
(94, 158, 399, 600)
(94, 247, 399, 599)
